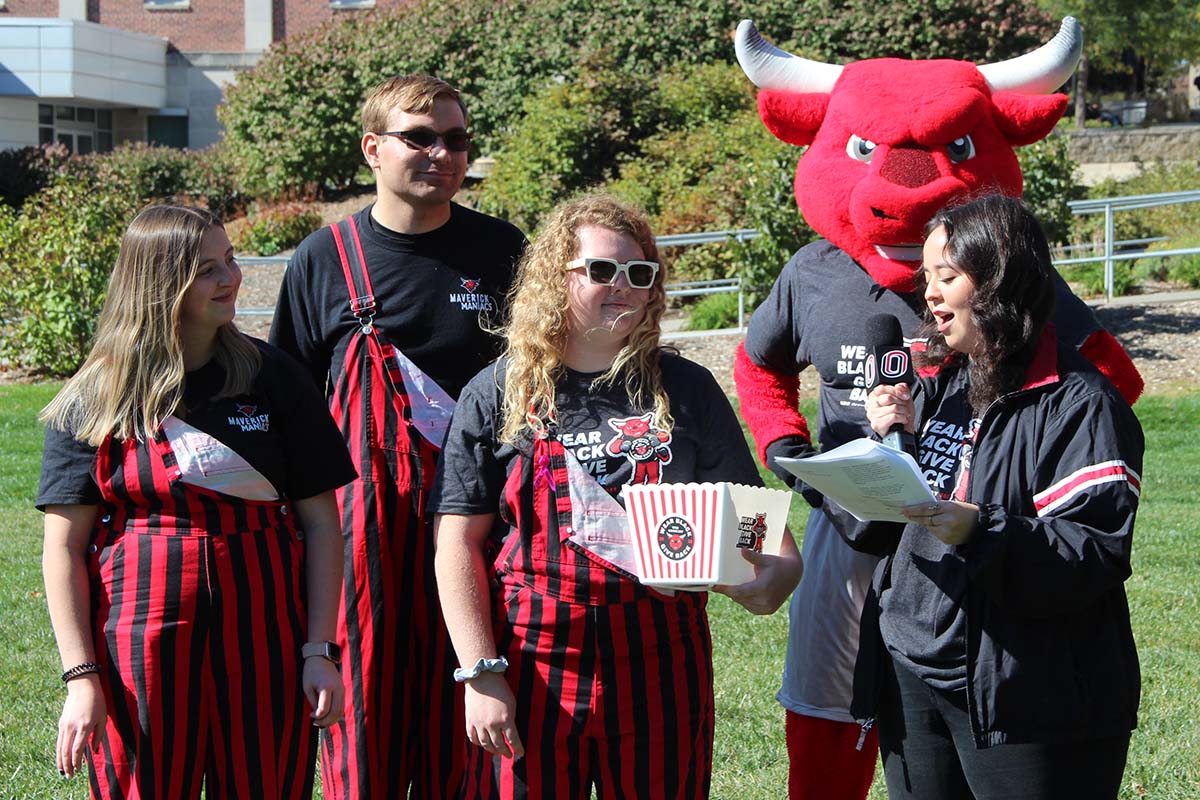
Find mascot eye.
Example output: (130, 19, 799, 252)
(845, 135, 877, 163)
(946, 135, 976, 163)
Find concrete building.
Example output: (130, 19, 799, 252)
(0, 0, 403, 151)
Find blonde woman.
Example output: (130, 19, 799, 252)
(38, 205, 355, 799)
(433, 193, 803, 799)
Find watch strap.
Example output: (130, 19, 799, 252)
(301, 641, 341, 664)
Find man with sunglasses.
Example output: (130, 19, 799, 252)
(271, 74, 526, 800)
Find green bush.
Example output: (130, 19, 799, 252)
(732, 150, 815, 307)
(685, 292, 742, 331)
(218, 0, 810, 198)
(227, 202, 323, 256)
(88, 144, 243, 219)
(1016, 133, 1084, 245)
(0, 144, 72, 209)
(0, 171, 139, 375)
(0, 144, 241, 375)
(1059, 259, 1137, 298)
(1072, 160, 1200, 250)
(477, 57, 659, 234)
(1142, 233, 1200, 288)
(1169, 252, 1200, 288)
(479, 60, 815, 289)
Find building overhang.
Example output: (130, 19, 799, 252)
(0, 18, 167, 108)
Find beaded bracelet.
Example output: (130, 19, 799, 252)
(61, 662, 101, 684)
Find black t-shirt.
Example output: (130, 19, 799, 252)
(270, 202, 526, 399)
(880, 367, 974, 691)
(433, 352, 763, 522)
(37, 340, 357, 509)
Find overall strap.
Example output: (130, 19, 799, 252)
(516, 434, 569, 560)
(330, 216, 377, 333)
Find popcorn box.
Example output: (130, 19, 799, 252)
(622, 482, 793, 590)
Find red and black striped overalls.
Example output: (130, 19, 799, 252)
(464, 434, 715, 800)
(86, 430, 314, 799)
(321, 217, 464, 799)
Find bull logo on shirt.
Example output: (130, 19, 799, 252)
(236, 404, 257, 417)
(606, 413, 672, 484)
(450, 277, 493, 311)
(737, 512, 768, 552)
(657, 515, 694, 561)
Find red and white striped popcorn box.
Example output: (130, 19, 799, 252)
(622, 482, 792, 590)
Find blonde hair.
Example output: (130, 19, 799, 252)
(499, 193, 671, 444)
(361, 74, 468, 134)
(40, 205, 262, 445)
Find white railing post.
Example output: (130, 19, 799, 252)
(737, 278, 745, 331)
(1103, 200, 1115, 303)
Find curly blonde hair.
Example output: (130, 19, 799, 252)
(499, 193, 672, 444)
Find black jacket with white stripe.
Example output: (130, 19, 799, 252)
(837, 326, 1144, 747)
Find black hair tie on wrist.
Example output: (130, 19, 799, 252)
(62, 662, 101, 684)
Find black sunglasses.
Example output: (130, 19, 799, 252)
(567, 257, 660, 289)
(378, 127, 473, 153)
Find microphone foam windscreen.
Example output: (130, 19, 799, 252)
(864, 313, 903, 350)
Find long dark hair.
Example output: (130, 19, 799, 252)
(915, 194, 1056, 411)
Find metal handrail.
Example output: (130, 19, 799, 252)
(236, 229, 757, 329)
(1067, 190, 1200, 213)
(1057, 189, 1200, 302)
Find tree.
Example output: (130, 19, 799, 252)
(1039, 0, 1200, 125)
(792, 0, 1058, 62)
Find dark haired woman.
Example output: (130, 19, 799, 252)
(39, 205, 356, 798)
(853, 194, 1143, 799)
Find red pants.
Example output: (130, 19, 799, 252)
(786, 711, 877, 800)
(88, 522, 314, 799)
(463, 583, 714, 799)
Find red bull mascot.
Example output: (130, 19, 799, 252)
(731, 17, 1142, 800)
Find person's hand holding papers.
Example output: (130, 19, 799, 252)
(867, 385, 979, 545)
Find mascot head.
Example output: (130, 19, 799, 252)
(736, 18, 1081, 294)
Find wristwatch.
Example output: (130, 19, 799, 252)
(453, 656, 509, 683)
(301, 641, 342, 665)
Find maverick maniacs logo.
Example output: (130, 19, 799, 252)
(656, 515, 694, 561)
(449, 277, 494, 312)
(228, 403, 270, 433)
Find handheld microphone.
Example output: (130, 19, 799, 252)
(864, 314, 917, 459)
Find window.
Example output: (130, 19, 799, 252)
(38, 104, 54, 145)
(40, 104, 114, 154)
(144, 0, 191, 9)
(330, 0, 375, 8)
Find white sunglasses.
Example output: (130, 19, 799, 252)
(567, 257, 660, 289)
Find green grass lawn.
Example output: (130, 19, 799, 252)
(2, 385, 1197, 799)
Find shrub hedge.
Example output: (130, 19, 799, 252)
(686, 292, 742, 332)
(216, 0, 1059, 199)
(227, 202, 323, 256)
(0, 144, 72, 209)
(0, 144, 241, 375)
